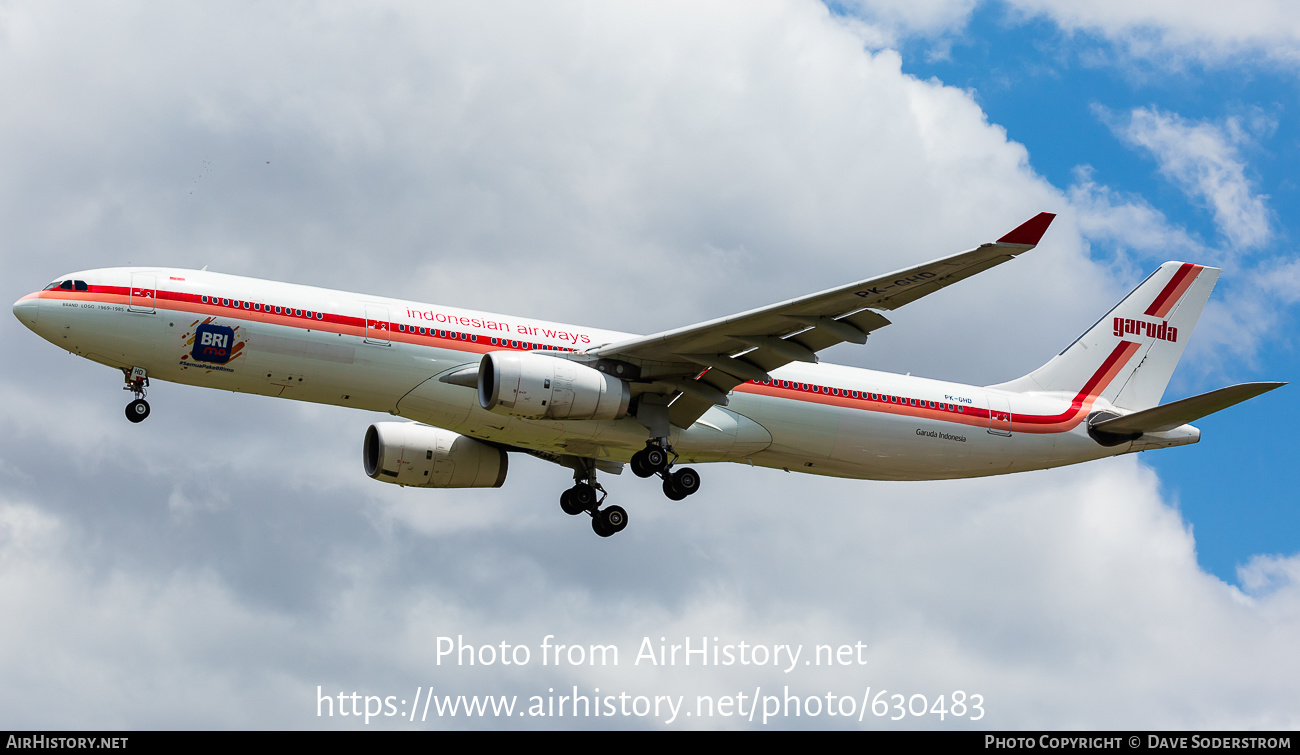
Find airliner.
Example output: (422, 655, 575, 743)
(12, 213, 1283, 537)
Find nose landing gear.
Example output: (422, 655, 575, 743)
(122, 367, 151, 424)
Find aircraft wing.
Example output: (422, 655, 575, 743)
(590, 212, 1057, 428)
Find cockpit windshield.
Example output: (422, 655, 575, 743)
(42, 280, 88, 291)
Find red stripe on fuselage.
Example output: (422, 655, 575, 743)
(733, 340, 1140, 434)
(28, 287, 562, 357)
(1006, 340, 1139, 430)
(1144, 263, 1199, 318)
(34, 285, 1142, 436)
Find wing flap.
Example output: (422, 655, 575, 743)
(668, 393, 719, 430)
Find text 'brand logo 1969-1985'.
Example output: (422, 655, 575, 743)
(1114, 317, 1178, 342)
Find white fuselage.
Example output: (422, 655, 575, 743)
(15, 267, 1186, 482)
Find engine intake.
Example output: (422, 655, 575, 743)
(478, 352, 630, 420)
(363, 423, 508, 488)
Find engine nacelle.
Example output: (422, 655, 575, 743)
(478, 352, 630, 420)
(363, 423, 508, 488)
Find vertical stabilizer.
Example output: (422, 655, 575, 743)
(992, 262, 1220, 410)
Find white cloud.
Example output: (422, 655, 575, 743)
(835, 0, 1300, 68)
(0, 0, 1293, 729)
(832, 0, 978, 47)
(1005, 0, 1300, 67)
(1063, 159, 1293, 382)
(1065, 164, 1209, 284)
(1185, 256, 1300, 377)
(1239, 553, 1300, 599)
(1067, 167, 1203, 255)
(1102, 106, 1272, 253)
(1060, 107, 1291, 379)
(2, 460, 1299, 728)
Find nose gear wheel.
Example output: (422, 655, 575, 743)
(122, 367, 151, 424)
(126, 399, 151, 423)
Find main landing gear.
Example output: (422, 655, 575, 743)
(123, 367, 151, 424)
(559, 465, 628, 538)
(557, 441, 701, 539)
(630, 440, 702, 501)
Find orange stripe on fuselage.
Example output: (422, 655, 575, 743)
(736, 381, 994, 431)
(1144, 263, 1201, 318)
(732, 340, 1141, 435)
(1008, 340, 1139, 432)
(34, 287, 1144, 436)
(29, 287, 568, 358)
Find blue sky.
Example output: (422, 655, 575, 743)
(873, 0, 1299, 583)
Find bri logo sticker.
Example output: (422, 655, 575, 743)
(192, 323, 236, 364)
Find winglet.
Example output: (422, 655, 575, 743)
(997, 212, 1056, 246)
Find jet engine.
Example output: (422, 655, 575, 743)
(478, 352, 630, 421)
(363, 423, 508, 488)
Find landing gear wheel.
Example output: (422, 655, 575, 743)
(662, 478, 689, 501)
(567, 483, 598, 512)
(125, 399, 150, 423)
(643, 446, 669, 473)
(602, 505, 628, 532)
(560, 488, 586, 516)
(669, 467, 701, 496)
(630, 449, 656, 478)
(591, 505, 628, 537)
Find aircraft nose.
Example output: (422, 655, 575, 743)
(12, 295, 40, 329)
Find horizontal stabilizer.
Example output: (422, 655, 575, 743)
(1092, 382, 1285, 435)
